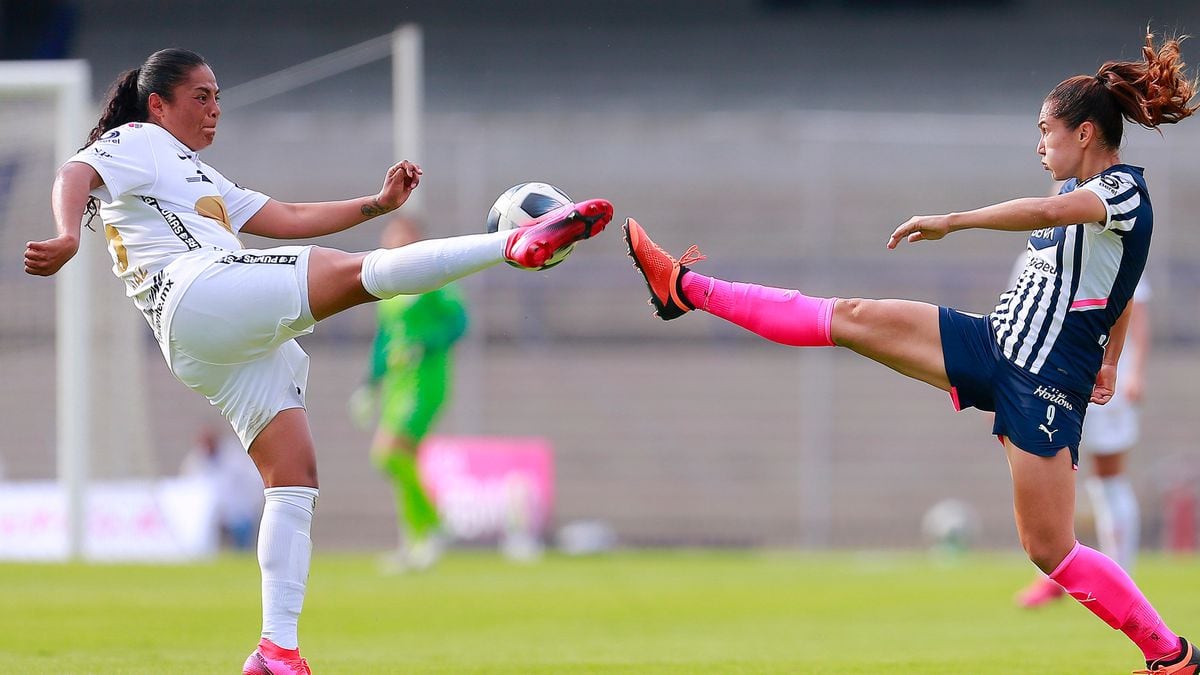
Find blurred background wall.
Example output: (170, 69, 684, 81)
(3, 0, 1200, 549)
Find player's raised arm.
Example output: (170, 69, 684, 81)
(24, 161, 104, 276)
(240, 160, 422, 240)
(886, 189, 1107, 249)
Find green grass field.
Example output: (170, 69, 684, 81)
(1, 550, 1195, 674)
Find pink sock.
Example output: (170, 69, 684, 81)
(1050, 541, 1180, 662)
(680, 272, 836, 347)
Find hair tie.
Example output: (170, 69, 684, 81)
(1095, 73, 1106, 86)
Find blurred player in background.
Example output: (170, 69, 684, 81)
(624, 31, 1198, 673)
(350, 216, 467, 573)
(1019, 269, 1152, 608)
(180, 425, 265, 550)
(24, 48, 612, 674)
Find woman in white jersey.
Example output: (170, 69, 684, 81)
(624, 32, 1196, 673)
(24, 48, 613, 675)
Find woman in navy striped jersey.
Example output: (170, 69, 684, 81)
(625, 31, 1197, 673)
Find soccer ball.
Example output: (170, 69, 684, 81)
(920, 498, 981, 554)
(486, 182, 574, 270)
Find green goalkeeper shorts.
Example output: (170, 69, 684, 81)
(379, 350, 450, 442)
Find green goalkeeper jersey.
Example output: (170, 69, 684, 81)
(368, 284, 468, 438)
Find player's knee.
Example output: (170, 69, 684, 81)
(1022, 536, 1074, 573)
(831, 298, 874, 345)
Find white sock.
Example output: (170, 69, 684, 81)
(1086, 475, 1140, 572)
(258, 486, 318, 650)
(360, 231, 508, 299)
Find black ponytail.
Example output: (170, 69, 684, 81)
(82, 48, 208, 149)
(80, 49, 208, 229)
(83, 67, 143, 149)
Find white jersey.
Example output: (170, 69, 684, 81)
(69, 122, 269, 335)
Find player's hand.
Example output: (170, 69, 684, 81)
(375, 160, 422, 211)
(24, 234, 79, 276)
(1090, 363, 1117, 405)
(887, 215, 952, 249)
(348, 385, 379, 430)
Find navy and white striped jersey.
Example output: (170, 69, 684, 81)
(989, 165, 1151, 395)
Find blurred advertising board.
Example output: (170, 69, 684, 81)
(0, 478, 217, 561)
(418, 436, 554, 542)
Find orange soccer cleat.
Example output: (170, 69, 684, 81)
(623, 218, 706, 320)
(243, 638, 312, 675)
(1137, 637, 1200, 674)
(503, 198, 613, 269)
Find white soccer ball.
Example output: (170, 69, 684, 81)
(486, 182, 574, 270)
(920, 498, 981, 554)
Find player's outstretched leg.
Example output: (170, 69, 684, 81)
(505, 198, 613, 269)
(244, 637, 312, 674)
(623, 218, 837, 346)
(358, 198, 612, 303)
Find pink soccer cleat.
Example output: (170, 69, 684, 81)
(1015, 576, 1065, 609)
(503, 198, 613, 269)
(243, 638, 312, 674)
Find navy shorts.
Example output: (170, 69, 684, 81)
(939, 307, 1087, 466)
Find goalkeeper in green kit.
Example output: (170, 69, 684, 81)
(350, 216, 468, 572)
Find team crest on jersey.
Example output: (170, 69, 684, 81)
(1085, 173, 1125, 198)
(195, 196, 233, 233)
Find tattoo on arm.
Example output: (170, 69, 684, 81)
(361, 198, 391, 218)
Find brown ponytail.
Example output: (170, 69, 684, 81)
(1047, 30, 1198, 149)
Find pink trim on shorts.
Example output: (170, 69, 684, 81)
(948, 386, 963, 411)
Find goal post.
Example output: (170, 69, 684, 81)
(392, 24, 424, 216)
(0, 59, 92, 559)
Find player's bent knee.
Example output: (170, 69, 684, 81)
(1023, 537, 1075, 573)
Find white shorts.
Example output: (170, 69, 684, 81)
(163, 246, 317, 448)
(1082, 393, 1140, 455)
